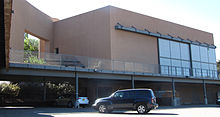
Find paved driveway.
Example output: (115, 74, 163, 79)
(0, 105, 220, 117)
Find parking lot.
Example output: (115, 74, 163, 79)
(0, 105, 220, 117)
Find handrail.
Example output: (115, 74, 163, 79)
(9, 50, 218, 79)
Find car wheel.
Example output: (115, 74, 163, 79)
(98, 104, 108, 113)
(67, 101, 73, 108)
(137, 104, 147, 114)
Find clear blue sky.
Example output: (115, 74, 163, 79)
(27, 0, 220, 61)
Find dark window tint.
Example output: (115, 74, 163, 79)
(123, 91, 134, 99)
(114, 91, 124, 98)
(114, 91, 134, 99)
(135, 90, 152, 98)
(55, 48, 59, 54)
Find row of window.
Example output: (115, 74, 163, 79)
(159, 39, 190, 60)
(191, 44, 216, 63)
(158, 38, 217, 78)
(113, 90, 152, 99)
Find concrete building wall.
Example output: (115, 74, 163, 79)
(109, 6, 214, 64)
(10, 0, 53, 52)
(109, 6, 214, 45)
(176, 83, 204, 105)
(53, 7, 111, 59)
(110, 7, 158, 64)
(207, 84, 220, 104)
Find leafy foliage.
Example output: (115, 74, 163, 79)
(217, 60, 220, 71)
(46, 82, 75, 97)
(0, 83, 21, 97)
(24, 33, 39, 51)
(17, 82, 75, 100)
(23, 33, 46, 64)
(24, 55, 46, 64)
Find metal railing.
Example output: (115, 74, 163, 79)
(9, 50, 218, 79)
(9, 50, 159, 73)
(160, 65, 218, 79)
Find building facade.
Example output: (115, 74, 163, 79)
(1, 0, 220, 106)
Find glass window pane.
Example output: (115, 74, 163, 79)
(201, 63, 209, 70)
(192, 61, 200, 68)
(209, 64, 217, 70)
(209, 64, 214, 70)
(200, 46, 208, 62)
(176, 67, 182, 76)
(193, 68, 201, 77)
(208, 48, 216, 63)
(208, 70, 214, 78)
(180, 43, 190, 60)
(160, 66, 169, 75)
(171, 67, 182, 76)
(159, 39, 170, 58)
(170, 41, 181, 59)
(171, 59, 181, 67)
(183, 68, 190, 76)
(181, 61, 190, 68)
(214, 64, 217, 70)
(160, 58, 171, 66)
(214, 71, 218, 78)
(191, 45, 200, 61)
(202, 69, 208, 77)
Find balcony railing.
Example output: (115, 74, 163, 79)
(9, 50, 218, 79)
(160, 65, 218, 78)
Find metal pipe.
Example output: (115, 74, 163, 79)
(43, 78, 46, 101)
(172, 78, 177, 106)
(203, 80, 208, 104)
(75, 72, 79, 108)
(131, 75, 135, 89)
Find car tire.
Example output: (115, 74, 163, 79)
(98, 104, 108, 113)
(137, 104, 147, 114)
(67, 101, 73, 108)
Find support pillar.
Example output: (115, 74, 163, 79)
(75, 72, 79, 108)
(131, 75, 135, 89)
(203, 80, 208, 105)
(172, 78, 177, 106)
(43, 79, 46, 101)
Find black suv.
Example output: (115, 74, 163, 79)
(92, 89, 158, 114)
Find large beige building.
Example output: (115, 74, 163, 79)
(1, 0, 220, 106)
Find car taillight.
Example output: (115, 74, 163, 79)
(151, 98, 156, 103)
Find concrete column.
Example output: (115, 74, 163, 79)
(172, 78, 177, 106)
(43, 78, 46, 101)
(75, 72, 79, 108)
(203, 80, 208, 105)
(131, 75, 135, 89)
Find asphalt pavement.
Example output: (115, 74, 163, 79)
(0, 105, 219, 117)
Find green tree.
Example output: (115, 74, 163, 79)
(46, 82, 75, 97)
(0, 83, 21, 98)
(24, 56, 46, 64)
(23, 33, 46, 64)
(24, 33, 39, 51)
